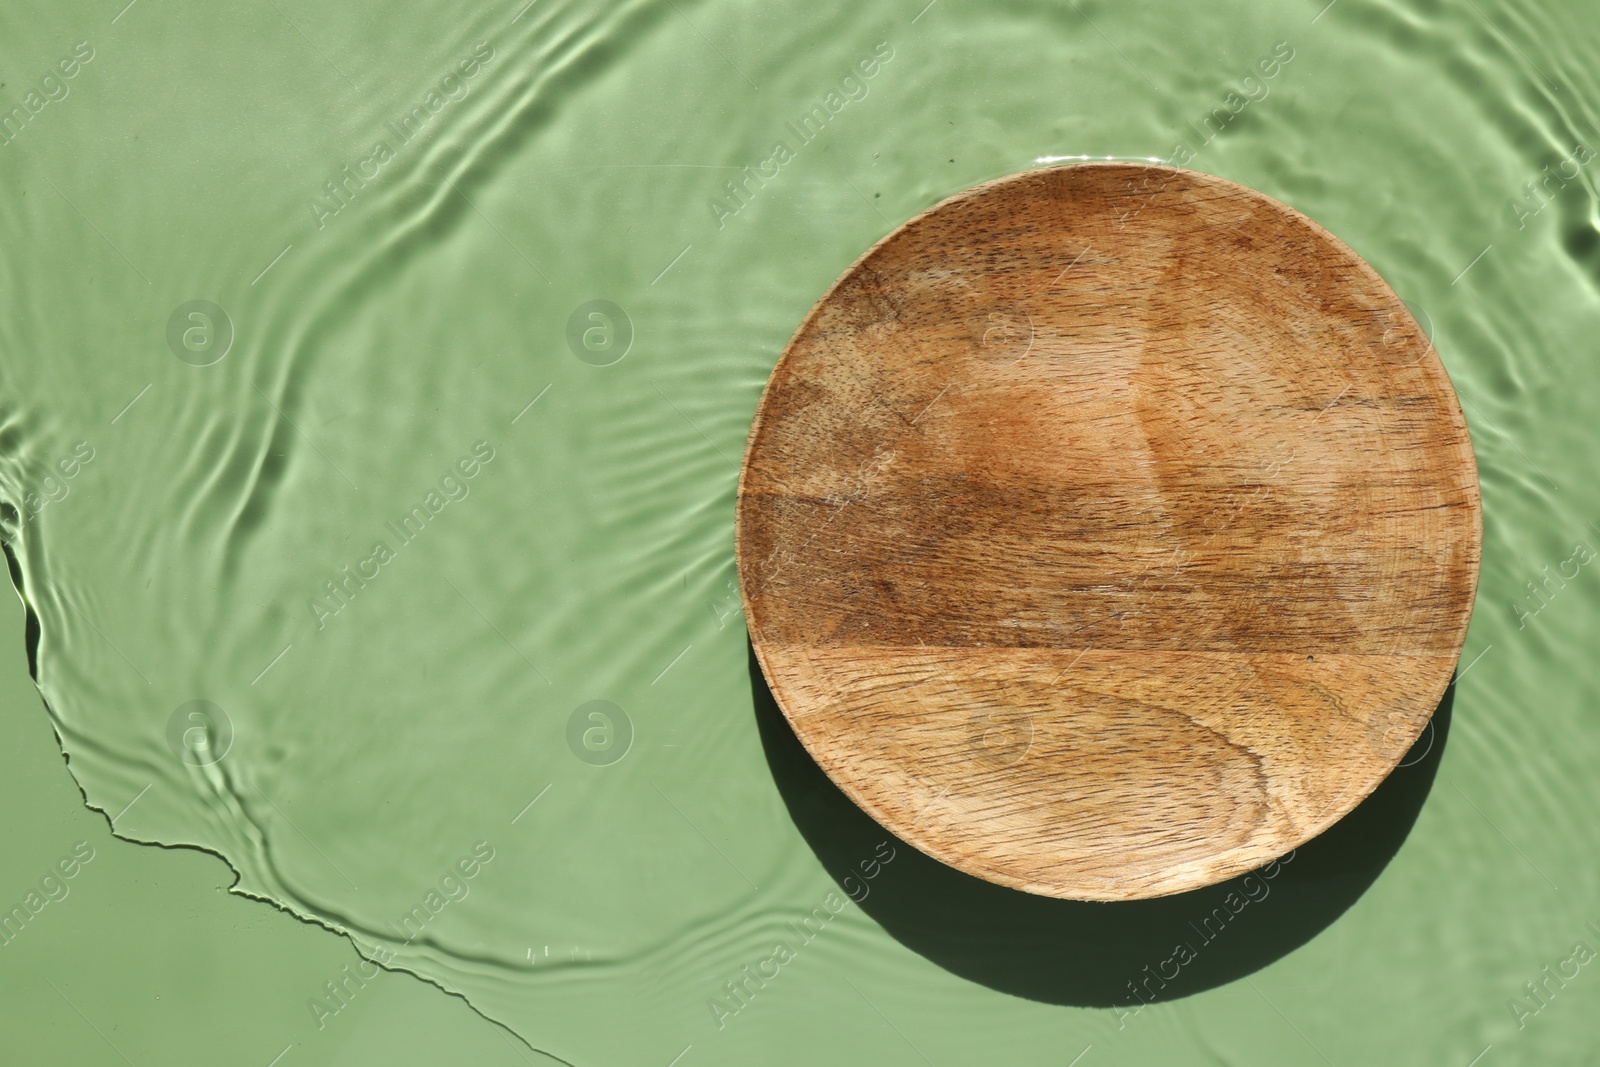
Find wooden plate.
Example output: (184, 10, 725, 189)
(735, 162, 1481, 901)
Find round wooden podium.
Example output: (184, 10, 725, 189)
(736, 163, 1480, 900)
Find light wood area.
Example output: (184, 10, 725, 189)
(736, 162, 1480, 900)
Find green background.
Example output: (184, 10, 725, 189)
(2, 0, 1598, 1063)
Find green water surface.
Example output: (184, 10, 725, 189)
(2, 0, 1598, 1064)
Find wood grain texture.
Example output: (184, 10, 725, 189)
(735, 162, 1481, 900)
